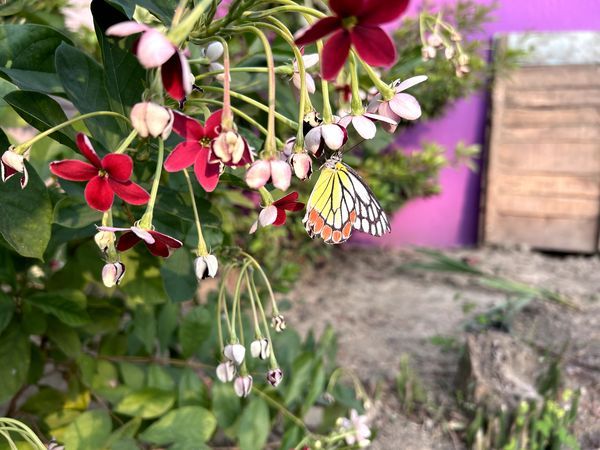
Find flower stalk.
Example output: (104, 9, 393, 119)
(316, 40, 334, 123)
(138, 138, 165, 229)
(183, 169, 209, 255)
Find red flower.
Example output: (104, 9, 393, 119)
(295, 0, 409, 80)
(50, 134, 150, 211)
(163, 110, 223, 192)
(250, 192, 305, 233)
(98, 226, 183, 258)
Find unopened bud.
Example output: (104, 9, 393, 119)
(266, 368, 283, 387)
(250, 338, 270, 360)
(94, 230, 115, 253)
(130, 102, 174, 140)
(427, 33, 443, 48)
(212, 131, 246, 164)
(216, 361, 236, 382)
(194, 254, 218, 280)
(271, 314, 286, 332)
(205, 41, 224, 61)
(421, 46, 436, 60)
(444, 47, 455, 59)
(290, 152, 313, 180)
(233, 375, 253, 397)
(458, 53, 470, 66)
(223, 343, 246, 365)
(102, 262, 125, 288)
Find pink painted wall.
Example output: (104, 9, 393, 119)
(358, 0, 600, 247)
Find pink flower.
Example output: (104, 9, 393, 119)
(289, 152, 313, 180)
(1, 149, 28, 189)
(130, 102, 174, 139)
(367, 75, 427, 133)
(106, 21, 193, 102)
(50, 134, 150, 212)
(295, 0, 409, 80)
(340, 409, 372, 447)
(98, 225, 183, 258)
(337, 112, 396, 140)
(164, 109, 224, 192)
(304, 122, 347, 157)
(245, 158, 292, 191)
(250, 192, 305, 234)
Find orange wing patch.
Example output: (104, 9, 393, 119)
(304, 207, 358, 244)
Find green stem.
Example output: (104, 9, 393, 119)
(0, 419, 46, 449)
(198, 85, 297, 129)
(182, 169, 208, 255)
(316, 40, 333, 123)
(249, 272, 278, 369)
(167, 0, 213, 46)
(12, 111, 130, 154)
(348, 53, 364, 115)
(212, 37, 234, 130)
(114, 129, 138, 154)
(218, 266, 234, 348)
(357, 54, 395, 100)
(246, 5, 326, 20)
(245, 271, 262, 337)
(230, 261, 251, 342)
(138, 138, 164, 228)
(240, 251, 280, 317)
(253, 387, 310, 431)
(257, 186, 274, 206)
(101, 210, 118, 262)
(195, 66, 272, 82)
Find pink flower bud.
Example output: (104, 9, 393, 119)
(289, 153, 313, 180)
(269, 160, 291, 191)
(212, 131, 246, 165)
(245, 160, 271, 189)
(223, 343, 246, 365)
(233, 375, 253, 398)
(130, 102, 174, 139)
(102, 262, 125, 288)
(94, 230, 116, 253)
(267, 368, 283, 387)
(216, 361, 236, 382)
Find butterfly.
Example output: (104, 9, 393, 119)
(303, 153, 390, 244)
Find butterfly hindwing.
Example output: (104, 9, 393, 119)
(303, 157, 389, 244)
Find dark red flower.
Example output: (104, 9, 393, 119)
(250, 192, 305, 233)
(163, 110, 223, 192)
(50, 134, 150, 211)
(295, 0, 409, 80)
(98, 225, 183, 258)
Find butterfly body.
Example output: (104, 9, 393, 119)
(303, 154, 390, 244)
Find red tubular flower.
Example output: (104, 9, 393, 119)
(163, 110, 223, 192)
(295, 0, 409, 80)
(250, 192, 305, 233)
(98, 226, 183, 258)
(49, 134, 150, 211)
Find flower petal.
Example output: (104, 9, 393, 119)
(116, 231, 142, 252)
(105, 21, 149, 37)
(305, 74, 316, 94)
(304, 127, 323, 154)
(194, 148, 221, 192)
(108, 179, 150, 205)
(150, 230, 183, 249)
(364, 112, 398, 125)
(358, 0, 409, 25)
(302, 53, 320, 68)
(84, 176, 114, 211)
(395, 75, 428, 93)
(295, 17, 342, 46)
(272, 207, 287, 226)
(136, 28, 176, 68)
(337, 114, 352, 128)
(49, 160, 97, 181)
(330, 0, 366, 17)
(270, 160, 292, 191)
(161, 51, 188, 101)
(351, 25, 396, 67)
(273, 191, 299, 207)
(322, 30, 351, 80)
(205, 109, 223, 138)
(172, 111, 205, 140)
(352, 115, 377, 139)
(146, 240, 170, 257)
(131, 226, 155, 244)
(76, 133, 102, 168)
(245, 160, 271, 189)
(258, 205, 278, 227)
(389, 93, 422, 120)
(164, 141, 202, 172)
(102, 153, 133, 181)
(321, 123, 345, 150)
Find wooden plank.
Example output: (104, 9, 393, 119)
(492, 174, 600, 198)
(494, 143, 600, 174)
(485, 216, 598, 253)
(506, 88, 600, 108)
(502, 107, 600, 127)
(499, 125, 600, 142)
(505, 65, 600, 89)
(493, 195, 599, 219)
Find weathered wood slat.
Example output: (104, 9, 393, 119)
(499, 125, 600, 142)
(502, 107, 600, 127)
(494, 143, 600, 174)
(491, 174, 600, 198)
(493, 195, 599, 219)
(506, 89, 600, 108)
(505, 66, 600, 89)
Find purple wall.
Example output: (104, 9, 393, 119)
(359, 0, 600, 248)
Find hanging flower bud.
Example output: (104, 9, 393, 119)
(94, 230, 116, 254)
(421, 45, 436, 61)
(250, 338, 270, 360)
(205, 41, 224, 61)
(266, 368, 283, 387)
(216, 361, 236, 382)
(102, 262, 126, 288)
(130, 102, 174, 139)
(233, 375, 253, 398)
(194, 254, 218, 280)
(1, 149, 29, 189)
(444, 47, 455, 60)
(304, 123, 347, 157)
(427, 33, 443, 48)
(289, 153, 313, 181)
(223, 343, 246, 365)
(212, 130, 251, 166)
(272, 314, 286, 332)
(245, 159, 291, 191)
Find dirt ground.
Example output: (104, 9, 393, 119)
(286, 246, 600, 450)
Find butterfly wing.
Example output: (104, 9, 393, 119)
(303, 160, 389, 244)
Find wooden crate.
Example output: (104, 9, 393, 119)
(481, 32, 600, 252)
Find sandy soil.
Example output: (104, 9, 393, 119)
(286, 246, 600, 450)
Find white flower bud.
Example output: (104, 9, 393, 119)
(266, 368, 283, 387)
(1, 149, 29, 189)
(427, 33, 443, 48)
(250, 338, 270, 360)
(223, 343, 246, 365)
(130, 102, 174, 139)
(205, 41, 224, 61)
(290, 153, 313, 180)
(194, 254, 218, 280)
(94, 230, 115, 253)
(458, 53, 470, 66)
(212, 131, 246, 164)
(233, 375, 253, 397)
(444, 47, 455, 60)
(102, 262, 125, 288)
(271, 314, 286, 332)
(216, 361, 236, 382)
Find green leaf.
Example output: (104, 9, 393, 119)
(115, 388, 175, 419)
(48, 325, 81, 358)
(0, 0, 25, 16)
(119, 362, 145, 390)
(0, 24, 71, 92)
(26, 290, 90, 326)
(147, 365, 175, 391)
(106, 417, 142, 445)
(139, 406, 217, 445)
(55, 42, 123, 149)
(238, 397, 270, 450)
(157, 302, 178, 352)
(0, 162, 52, 259)
(301, 361, 325, 415)
(211, 383, 241, 429)
(53, 197, 102, 228)
(132, 304, 156, 353)
(108, 0, 178, 25)
(160, 250, 197, 302)
(178, 367, 208, 408)
(3, 90, 76, 149)
(62, 410, 112, 450)
(0, 292, 15, 335)
(178, 306, 211, 358)
(0, 323, 30, 403)
(284, 352, 314, 406)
